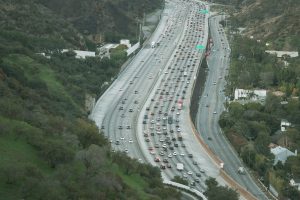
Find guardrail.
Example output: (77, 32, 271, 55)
(163, 180, 207, 200)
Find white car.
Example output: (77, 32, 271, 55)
(173, 152, 177, 156)
(168, 154, 173, 158)
(188, 171, 193, 175)
(180, 153, 185, 156)
(128, 139, 133, 143)
(120, 137, 125, 140)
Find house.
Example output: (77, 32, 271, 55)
(98, 43, 120, 58)
(120, 39, 131, 48)
(281, 120, 291, 132)
(290, 179, 300, 191)
(234, 89, 267, 101)
(270, 146, 297, 165)
(62, 49, 95, 59)
(265, 50, 299, 58)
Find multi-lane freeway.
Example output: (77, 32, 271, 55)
(90, 0, 267, 199)
(195, 15, 268, 199)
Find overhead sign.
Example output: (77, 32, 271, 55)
(196, 44, 205, 50)
(199, 9, 209, 14)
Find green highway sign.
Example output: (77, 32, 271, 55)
(196, 44, 205, 50)
(199, 9, 209, 14)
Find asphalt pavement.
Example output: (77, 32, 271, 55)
(195, 15, 268, 199)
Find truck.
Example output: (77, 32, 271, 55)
(168, 116, 173, 124)
(237, 167, 245, 175)
(151, 41, 155, 48)
(177, 163, 184, 171)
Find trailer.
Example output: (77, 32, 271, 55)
(177, 163, 184, 171)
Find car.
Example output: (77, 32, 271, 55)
(101, 125, 105, 129)
(160, 164, 166, 169)
(200, 169, 205, 173)
(121, 114, 125, 118)
(180, 153, 185, 156)
(148, 147, 154, 151)
(124, 149, 129, 153)
(115, 140, 120, 145)
(159, 138, 164, 142)
(193, 161, 198, 165)
(188, 153, 193, 158)
(167, 164, 172, 168)
(194, 178, 200, 183)
(162, 144, 167, 148)
(188, 171, 193, 175)
(129, 108, 133, 112)
(150, 150, 155, 155)
(126, 125, 131, 129)
(154, 157, 160, 162)
(196, 173, 201, 177)
(183, 173, 188, 178)
(208, 137, 212, 140)
(120, 137, 125, 140)
(128, 139, 133, 143)
(159, 151, 165, 156)
(213, 111, 217, 114)
(118, 125, 123, 129)
(134, 90, 138, 94)
(163, 158, 168, 163)
(174, 143, 178, 147)
(145, 138, 150, 142)
(155, 143, 160, 148)
(168, 154, 173, 158)
(173, 152, 177, 156)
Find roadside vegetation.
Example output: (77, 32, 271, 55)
(204, 178, 239, 200)
(219, 28, 300, 200)
(0, 0, 182, 199)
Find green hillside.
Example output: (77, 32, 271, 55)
(0, 0, 181, 199)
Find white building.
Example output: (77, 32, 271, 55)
(120, 39, 131, 48)
(270, 146, 297, 165)
(290, 179, 300, 191)
(62, 49, 95, 59)
(234, 89, 267, 101)
(281, 119, 291, 132)
(265, 50, 299, 58)
(98, 44, 120, 58)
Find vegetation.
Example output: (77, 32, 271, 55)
(219, 30, 300, 198)
(172, 175, 189, 186)
(0, 0, 182, 199)
(215, 0, 300, 50)
(204, 178, 239, 200)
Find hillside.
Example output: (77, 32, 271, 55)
(0, 0, 182, 199)
(214, 0, 300, 51)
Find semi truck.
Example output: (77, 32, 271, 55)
(177, 163, 184, 171)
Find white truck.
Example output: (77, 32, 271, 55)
(177, 163, 184, 171)
(151, 41, 155, 48)
(238, 167, 245, 174)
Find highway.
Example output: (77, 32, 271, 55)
(90, 0, 266, 199)
(195, 15, 268, 199)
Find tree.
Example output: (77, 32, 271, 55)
(172, 176, 188, 186)
(204, 178, 239, 200)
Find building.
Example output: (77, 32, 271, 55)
(281, 119, 291, 132)
(265, 50, 299, 58)
(270, 146, 297, 165)
(120, 39, 131, 48)
(234, 89, 267, 101)
(62, 49, 95, 59)
(290, 179, 300, 191)
(98, 43, 120, 58)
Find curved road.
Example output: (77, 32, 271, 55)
(195, 15, 268, 199)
